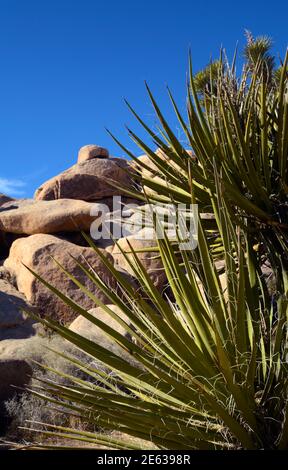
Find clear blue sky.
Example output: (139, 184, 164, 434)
(0, 0, 287, 197)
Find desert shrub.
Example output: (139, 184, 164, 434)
(3, 337, 106, 443)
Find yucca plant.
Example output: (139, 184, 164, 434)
(19, 34, 288, 450)
(110, 34, 288, 289)
(22, 185, 288, 449)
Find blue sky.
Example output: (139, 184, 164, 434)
(0, 0, 287, 197)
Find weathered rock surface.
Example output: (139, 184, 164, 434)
(111, 228, 167, 289)
(0, 336, 47, 364)
(0, 266, 16, 285)
(0, 149, 169, 421)
(0, 199, 98, 235)
(0, 279, 31, 329)
(0, 278, 45, 340)
(77, 144, 109, 163)
(69, 305, 132, 357)
(69, 304, 131, 347)
(0, 193, 14, 208)
(0, 359, 32, 402)
(90, 205, 142, 246)
(34, 158, 133, 202)
(0, 198, 33, 211)
(4, 234, 117, 323)
(132, 154, 159, 177)
(0, 322, 43, 341)
(131, 151, 171, 196)
(132, 148, 175, 177)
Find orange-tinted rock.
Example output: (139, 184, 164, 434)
(77, 144, 109, 163)
(0, 199, 98, 234)
(0, 193, 14, 208)
(111, 228, 167, 290)
(4, 234, 117, 323)
(34, 158, 133, 201)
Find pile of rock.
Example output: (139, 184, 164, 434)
(0, 144, 164, 411)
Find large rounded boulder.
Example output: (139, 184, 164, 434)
(4, 234, 117, 323)
(34, 158, 133, 202)
(0, 198, 99, 235)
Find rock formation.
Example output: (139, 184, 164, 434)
(34, 157, 132, 201)
(77, 144, 109, 162)
(0, 199, 100, 234)
(0, 193, 14, 208)
(0, 145, 159, 413)
(4, 234, 117, 323)
(69, 305, 133, 359)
